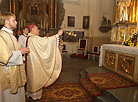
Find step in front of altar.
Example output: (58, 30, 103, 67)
(79, 72, 136, 102)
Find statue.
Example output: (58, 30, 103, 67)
(101, 15, 107, 27)
(116, 0, 131, 22)
(99, 15, 112, 33)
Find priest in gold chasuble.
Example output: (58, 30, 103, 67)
(26, 25, 62, 100)
(0, 12, 30, 102)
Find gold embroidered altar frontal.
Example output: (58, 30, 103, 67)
(99, 44, 138, 82)
(117, 54, 135, 78)
(104, 50, 116, 70)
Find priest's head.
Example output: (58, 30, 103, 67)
(0, 12, 17, 30)
(29, 25, 40, 35)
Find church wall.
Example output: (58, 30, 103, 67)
(62, 0, 115, 52)
(62, 0, 84, 28)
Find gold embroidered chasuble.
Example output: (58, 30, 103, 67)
(0, 30, 26, 94)
(26, 33, 62, 92)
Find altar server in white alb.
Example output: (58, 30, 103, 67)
(0, 12, 30, 102)
(26, 25, 62, 100)
(18, 27, 29, 61)
(18, 27, 29, 48)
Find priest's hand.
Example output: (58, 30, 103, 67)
(57, 30, 63, 36)
(18, 47, 30, 54)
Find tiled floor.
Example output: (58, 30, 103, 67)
(53, 56, 138, 102)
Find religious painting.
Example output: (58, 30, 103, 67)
(62, 31, 84, 42)
(30, 5, 39, 15)
(130, 28, 136, 36)
(117, 54, 135, 78)
(83, 16, 90, 29)
(68, 16, 75, 27)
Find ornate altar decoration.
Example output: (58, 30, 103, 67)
(111, 0, 137, 44)
(16, 0, 65, 36)
(104, 50, 116, 70)
(99, 44, 138, 82)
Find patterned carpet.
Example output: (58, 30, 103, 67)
(26, 73, 136, 102)
(26, 83, 93, 102)
(87, 73, 136, 90)
(80, 72, 136, 98)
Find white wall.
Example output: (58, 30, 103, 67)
(61, 0, 115, 37)
(62, 0, 84, 28)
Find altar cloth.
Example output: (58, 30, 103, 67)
(99, 44, 138, 67)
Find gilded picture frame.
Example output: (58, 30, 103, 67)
(30, 5, 39, 15)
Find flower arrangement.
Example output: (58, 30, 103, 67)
(123, 33, 137, 47)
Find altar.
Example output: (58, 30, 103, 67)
(99, 44, 138, 82)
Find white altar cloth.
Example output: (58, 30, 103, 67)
(99, 44, 138, 67)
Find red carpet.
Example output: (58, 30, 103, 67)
(70, 53, 88, 59)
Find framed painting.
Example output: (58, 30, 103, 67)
(68, 16, 75, 27)
(83, 16, 90, 29)
(30, 5, 39, 15)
